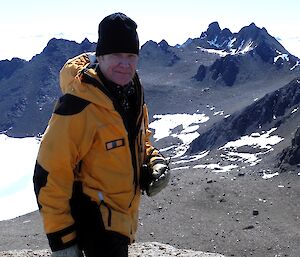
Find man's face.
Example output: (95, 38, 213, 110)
(97, 53, 138, 86)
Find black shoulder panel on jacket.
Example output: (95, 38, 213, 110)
(53, 94, 91, 115)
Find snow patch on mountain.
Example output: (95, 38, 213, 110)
(149, 114, 285, 173)
(231, 40, 254, 55)
(219, 128, 283, 150)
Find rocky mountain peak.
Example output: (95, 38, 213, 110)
(0, 58, 26, 81)
(239, 22, 259, 34)
(236, 22, 269, 45)
(192, 21, 299, 87)
(206, 21, 221, 37)
(141, 40, 158, 50)
(158, 39, 170, 52)
(139, 40, 180, 68)
(41, 38, 65, 57)
(81, 37, 91, 44)
(80, 38, 94, 51)
(199, 22, 233, 49)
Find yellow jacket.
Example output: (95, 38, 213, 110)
(33, 53, 158, 251)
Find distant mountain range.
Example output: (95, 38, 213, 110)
(0, 21, 300, 169)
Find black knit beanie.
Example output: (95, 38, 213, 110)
(96, 13, 139, 56)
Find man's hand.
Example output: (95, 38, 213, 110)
(146, 162, 170, 197)
(51, 245, 83, 257)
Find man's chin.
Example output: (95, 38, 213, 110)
(113, 77, 132, 86)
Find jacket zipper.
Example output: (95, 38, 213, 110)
(81, 70, 142, 206)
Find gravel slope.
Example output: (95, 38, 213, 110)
(1, 162, 299, 257)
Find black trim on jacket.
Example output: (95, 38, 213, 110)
(47, 224, 77, 251)
(33, 162, 49, 210)
(54, 94, 91, 115)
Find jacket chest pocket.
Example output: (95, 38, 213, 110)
(97, 124, 132, 169)
(98, 121, 128, 152)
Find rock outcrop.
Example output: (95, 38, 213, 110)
(278, 126, 300, 169)
(0, 242, 226, 257)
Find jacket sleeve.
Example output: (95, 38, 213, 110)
(33, 106, 94, 251)
(33, 54, 96, 251)
(143, 104, 166, 165)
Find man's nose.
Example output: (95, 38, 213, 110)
(119, 57, 132, 67)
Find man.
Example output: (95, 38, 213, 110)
(33, 12, 170, 257)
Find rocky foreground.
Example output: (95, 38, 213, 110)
(1, 159, 299, 257)
(0, 242, 225, 257)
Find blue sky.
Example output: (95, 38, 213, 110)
(1, 0, 300, 60)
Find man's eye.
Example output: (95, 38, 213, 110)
(128, 55, 137, 61)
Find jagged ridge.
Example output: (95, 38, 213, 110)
(189, 77, 300, 153)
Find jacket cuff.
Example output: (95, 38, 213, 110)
(47, 224, 77, 251)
